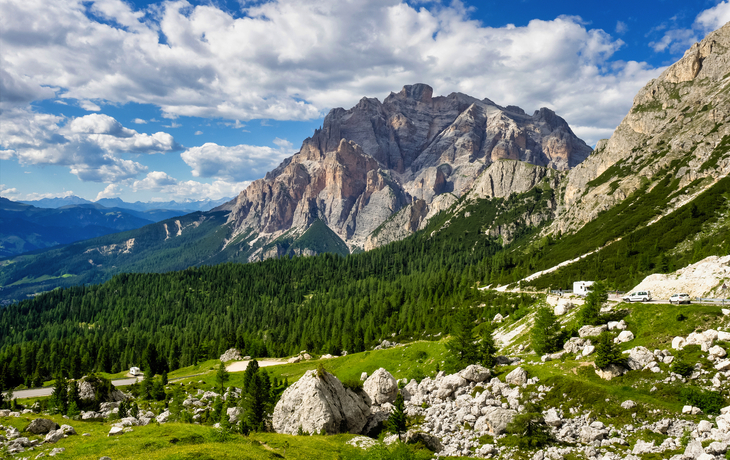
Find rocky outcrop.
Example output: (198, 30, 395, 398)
(555, 22, 730, 235)
(226, 83, 591, 252)
(362, 368, 398, 405)
(24, 419, 58, 435)
(272, 369, 370, 435)
(219, 348, 243, 362)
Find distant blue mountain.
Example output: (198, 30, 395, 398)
(22, 195, 232, 212)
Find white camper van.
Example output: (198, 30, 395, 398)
(130, 366, 142, 376)
(573, 281, 595, 296)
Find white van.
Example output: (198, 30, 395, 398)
(623, 291, 652, 302)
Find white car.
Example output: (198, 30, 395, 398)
(669, 293, 691, 304)
(623, 291, 652, 302)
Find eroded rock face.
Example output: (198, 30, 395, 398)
(272, 369, 370, 435)
(363, 368, 398, 405)
(556, 22, 730, 235)
(225, 83, 591, 253)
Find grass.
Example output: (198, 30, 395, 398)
(0, 414, 366, 460)
(174, 341, 449, 389)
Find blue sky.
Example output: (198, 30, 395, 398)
(1, 0, 728, 203)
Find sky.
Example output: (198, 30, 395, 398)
(1, 0, 729, 203)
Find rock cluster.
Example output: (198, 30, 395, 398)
(219, 348, 243, 362)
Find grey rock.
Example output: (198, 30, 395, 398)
(48, 447, 65, 457)
(458, 364, 491, 382)
(108, 426, 124, 436)
(578, 325, 608, 338)
(505, 367, 528, 386)
(685, 439, 706, 457)
(475, 406, 517, 435)
(625, 346, 655, 370)
(25, 418, 59, 435)
(272, 369, 370, 435)
(363, 368, 398, 405)
(405, 430, 443, 452)
(219, 348, 242, 361)
(436, 374, 468, 399)
(44, 430, 65, 444)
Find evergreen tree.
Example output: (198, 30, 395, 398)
(479, 324, 498, 368)
(594, 332, 625, 369)
(577, 282, 608, 326)
(143, 343, 160, 377)
(387, 393, 408, 441)
(505, 402, 553, 449)
(531, 306, 563, 355)
(49, 373, 68, 415)
(445, 308, 478, 371)
(216, 362, 230, 393)
(169, 385, 185, 421)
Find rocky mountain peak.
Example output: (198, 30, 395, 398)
(556, 21, 730, 234)
(227, 83, 592, 256)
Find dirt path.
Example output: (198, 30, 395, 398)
(225, 358, 286, 373)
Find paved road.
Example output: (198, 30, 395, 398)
(9, 377, 141, 400)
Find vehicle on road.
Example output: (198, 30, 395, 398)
(623, 291, 652, 302)
(669, 293, 691, 304)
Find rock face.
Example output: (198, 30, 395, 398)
(225, 83, 591, 254)
(555, 22, 730, 235)
(363, 368, 398, 405)
(272, 369, 370, 435)
(24, 419, 58, 435)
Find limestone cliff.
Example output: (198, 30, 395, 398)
(226, 84, 591, 253)
(554, 22, 730, 235)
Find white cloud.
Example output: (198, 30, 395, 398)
(615, 21, 628, 35)
(0, 108, 179, 182)
(79, 100, 101, 111)
(650, 1, 730, 55)
(1, 186, 78, 201)
(96, 183, 122, 200)
(181, 141, 296, 182)
(133, 173, 249, 200)
(132, 171, 178, 191)
(696, 1, 730, 33)
(194, 130, 203, 135)
(0, 0, 671, 136)
(133, 118, 147, 124)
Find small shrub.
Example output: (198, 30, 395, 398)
(342, 379, 363, 392)
(680, 387, 726, 414)
(671, 360, 693, 377)
(676, 313, 687, 322)
(471, 386, 485, 398)
(407, 368, 426, 383)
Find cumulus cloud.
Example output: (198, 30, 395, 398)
(96, 183, 122, 200)
(1, 186, 77, 201)
(0, 108, 180, 182)
(133, 118, 147, 124)
(181, 141, 296, 182)
(650, 1, 730, 55)
(132, 172, 249, 200)
(132, 171, 178, 191)
(0, 0, 671, 140)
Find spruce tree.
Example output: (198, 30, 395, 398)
(216, 362, 230, 393)
(445, 308, 478, 371)
(577, 282, 608, 326)
(479, 324, 498, 368)
(531, 306, 563, 355)
(594, 332, 625, 369)
(388, 393, 408, 441)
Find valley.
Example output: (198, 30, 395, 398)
(0, 12, 730, 460)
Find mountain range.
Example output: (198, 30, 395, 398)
(0, 22, 729, 303)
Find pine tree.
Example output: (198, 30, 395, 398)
(578, 282, 608, 326)
(216, 362, 230, 393)
(388, 392, 408, 441)
(479, 324, 498, 368)
(594, 332, 625, 369)
(531, 307, 563, 355)
(50, 373, 68, 415)
(445, 308, 478, 371)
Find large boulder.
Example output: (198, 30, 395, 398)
(272, 369, 370, 435)
(578, 325, 608, 338)
(475, 407, 517, 435)
(595, 364, 626, 380)
(625, 346, 655, 370)
(505, 367, 528, 386)
(219, 348, 242, 362)
(363, 368, 398, 405)
(458, 364, 491, 383)
(25, 418, 59, 435)
(435, 374, 467, 399)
